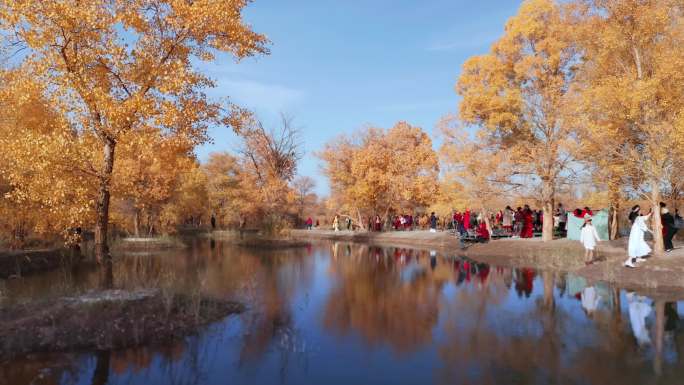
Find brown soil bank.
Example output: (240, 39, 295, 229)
(0, 249, 82, 279)
(463, 238, 627, 269)
(111, 237, 186, 253)
(0, 289, 242, 359)
(290, 229, 461, 251)
(234, 238, 310, 249)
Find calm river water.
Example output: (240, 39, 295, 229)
(1, 238, 684, 385)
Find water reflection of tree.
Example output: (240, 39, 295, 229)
(206, 246, 315, 369)
(434, 271, 682, 385)
(323, 245, 444, 354)
(0, 354, 79, 385)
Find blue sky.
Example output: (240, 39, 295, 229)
(197, 0, 523, 196)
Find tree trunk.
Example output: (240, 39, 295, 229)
(650, 179, 664, 255)
(481, 205, 492, 233)
(133, 209, 140, 238)
(356, 208, 366, 231)
(608, 180, 621, 240)
(609, 204, 619, 240)
(541, 179, 554, 242)
(94, 138, 115, 263)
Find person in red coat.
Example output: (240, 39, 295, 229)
(581, 207, 593, 218)
(464, 209, 471, 230)
(477, 221, 490, 241)
(521, 205, 535, 238)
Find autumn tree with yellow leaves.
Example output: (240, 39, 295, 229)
(319, 122, 439, 227)
(0, 70, 96, 247)
(568, 0, 684, 253)
(203, 152, 244, 229)
(456, 0, 579, 241)
(112, 128, 198, 236)
(439, 118, 514, 233)
(0, 0, 267, 260)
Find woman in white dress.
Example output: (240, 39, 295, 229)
(624, 210, 652, 268)
(580, 215, 601, 265)
(502, 206, 514, 233)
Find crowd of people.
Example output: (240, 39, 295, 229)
(305, 201, 681, 265)
(313, 203, 581, 241)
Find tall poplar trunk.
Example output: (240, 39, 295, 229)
(542, 201, 554, 242)
(650, 179, 664, 255)
(356, 208, 365, 231)
(95, 138, 115, 263)
(608, 180, 621, 240)
(480, 205, 492, 233)
(541, 179, 554, 242)
(133, 209, 140, 237)
(609, 205, 619, 240)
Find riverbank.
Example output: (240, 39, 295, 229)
(0, 289, 242, 359)
(291, 229, 684, 292)
(290, 229, 461, 251)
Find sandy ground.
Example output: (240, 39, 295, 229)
(291, 229, 684, 293)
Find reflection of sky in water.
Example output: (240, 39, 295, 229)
(3, 240, 684, 385)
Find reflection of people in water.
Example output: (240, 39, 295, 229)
(665, 302, 679, 332)
(627, 292, 652, 346)
(580, 286, 600, 317)
(514, 268, 535, 298)
(430, 250, 437, 271)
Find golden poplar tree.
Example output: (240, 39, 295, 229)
(0, 69, 96, 246)
(456, 0, 579, 241)
(319, 122, 439, 225)
(439, 119, 514, 233)
(0, 0, 267, 261)
(569, 0, 684, 253)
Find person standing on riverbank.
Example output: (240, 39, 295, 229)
(333, 215, 340, 232)
(556, 203, 566, 232)
(463, 209, 471, 231)
(514, 207, 523, 236)
(625, 209, 652, 268)
(580, 214, 601, 265)
(503, 206, 514, 233)
(660, 202, 677, 252)
(430, 212, 437, 233)
(521, 205, 534, 238)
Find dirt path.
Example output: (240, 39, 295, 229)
(290, 229, 462, 251)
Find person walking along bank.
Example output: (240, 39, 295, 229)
(580, 214, 601, 265)
(625, 209, 653, 268)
